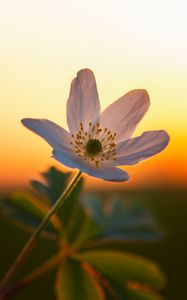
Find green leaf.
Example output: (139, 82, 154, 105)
(31, 166, 70, 205)
(1, 167, 101, 245)
(56, 177, 102, 245)
(57, 178, 84, 227)
(55, 258, 104, 300)
(77, 250, 166, 290)
(96, 276, 165, 300)
(57, 178, 87, 242)
(82, 196, 162, 243)
(70, 215, 102, 248)
(31, 166, 91, 244)
(1, 193, 61, 238)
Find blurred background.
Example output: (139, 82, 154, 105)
(0, 0, 186, 299)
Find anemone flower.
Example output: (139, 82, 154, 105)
(22, 69, 169, 182)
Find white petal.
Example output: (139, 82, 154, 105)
(53, 149, 130, 182)
(66, 69, 100, 134)
(113, 130, 170, 166)
(21, 118, 72, 152)
(83, 164, 130, 182)
(100, 89, 150, 143)
(52, 148, 83, 169)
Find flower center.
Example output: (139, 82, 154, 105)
(85, 139, 102, 155)
(70, 122, 117, 167)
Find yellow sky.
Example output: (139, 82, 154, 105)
(0, 0, 186, 188)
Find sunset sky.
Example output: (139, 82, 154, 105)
(0, 0, 186, 189)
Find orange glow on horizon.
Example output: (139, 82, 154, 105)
(0, 0, 186, 189)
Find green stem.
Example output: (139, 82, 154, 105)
(0, 170, 82, 296)
(1, 253, 62, 300)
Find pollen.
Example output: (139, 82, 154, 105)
(70, 122, 117, 167)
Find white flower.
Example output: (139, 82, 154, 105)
(22, 69, 170, 182)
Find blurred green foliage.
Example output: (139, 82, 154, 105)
(0, 166, 177, 300)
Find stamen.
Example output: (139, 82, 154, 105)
(70, 122, 117, 167)
(95, 161, 99, 167)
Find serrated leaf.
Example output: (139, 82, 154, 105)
(77, 250, 166, 290)
(55, 258, 104, 300)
